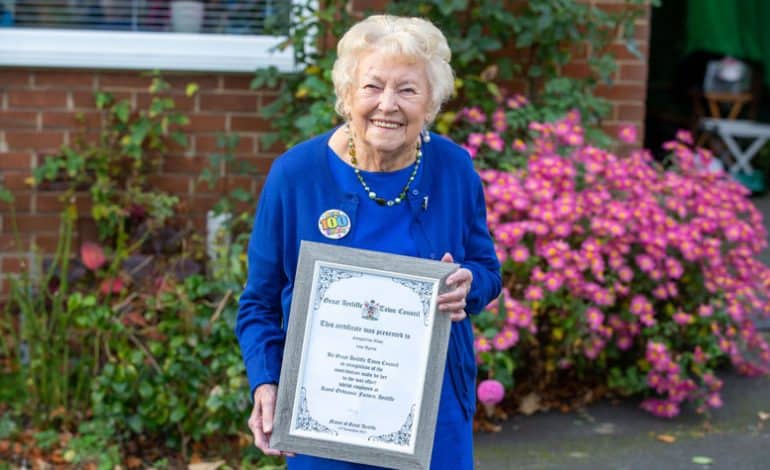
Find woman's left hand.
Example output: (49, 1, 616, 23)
(437, 252, 472, 322)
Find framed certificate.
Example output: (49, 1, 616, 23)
(270, 241, 458, 470)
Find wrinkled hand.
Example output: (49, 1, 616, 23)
(437, 252, 472, 322)
(248, 384, 294, 457)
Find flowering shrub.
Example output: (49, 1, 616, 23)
(459, 100, 770, 417)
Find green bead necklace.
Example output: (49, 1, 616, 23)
(347, 128, 421, 207)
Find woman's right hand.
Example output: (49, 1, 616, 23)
(248, 383, 293, 456)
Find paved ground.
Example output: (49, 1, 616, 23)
(474, 193, 770, 469)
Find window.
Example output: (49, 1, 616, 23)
(0, 1, 296, 72)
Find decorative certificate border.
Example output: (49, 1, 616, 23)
(270, 241, 457, 470)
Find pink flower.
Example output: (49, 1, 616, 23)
(81, 241, 106, 271)
(468, 132, 484, 147)
(673, 311, 693, 326)
(485, 132, 505, 152)
(475, 337, 493, 356)
(510, 245, 530, 263)
(586, 307, 604, 331)
(464, 106, 486, 124)
(493, 328, 519, 350)
(477, 379, 505, 405)
(525, 285, 544, 301)
(99, 277, 124, 295)
(675, 129, 693, 145)
(492, 108, 507, 133)
(618, 124, 637, 143)
(512, 139, 527, 152)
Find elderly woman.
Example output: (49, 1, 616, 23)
(236, 14, 501, 469)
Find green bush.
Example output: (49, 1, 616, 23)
(252, 0, 653, 150)
(0, 76, 267, 464)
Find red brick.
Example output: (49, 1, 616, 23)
(212, 175, 256, 193)
(0, 235, 20, 251)
(0, 111, 38, 129)
(186, 114, 227, 133)
(5, 131, 65, 151)
(42, 111, 101, 130)
(71, 90, 132, 110)
(1, 173, 33, 190)
(34, 234, 61, 252)
(196, 134, 255, 154)
(0, 192, 31, 212)
(136, 92, 196, 112)
(8, 90, 68, 109)
(562, 62, 591, 80)
(14, 214, 61, 232)
(234, 156, 274, 175)
(35, 193, 68, 213)
(148, 174, 191, 194)
(608, 42, 649, 62)
(222, 75, 256, 91)
(230, 115, 271, 132)
(1, 256, 26, 273)
(163, 155, 207, 174)
(595, 83, 646, 102)
(0, 153, 33, 171)
(618, 63, 648, 83)
(0, 70, 32, 87)
(34, 71, 95, 89)
(633, 23, 650, 41)
(353, 0, 388, 9)
(99, 73, 154, 89)
(199, 92, 258, 113)
(617, 103, 646, 121)
(166, 75, 221, 91)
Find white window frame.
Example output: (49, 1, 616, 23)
(0, 1, 308, 73)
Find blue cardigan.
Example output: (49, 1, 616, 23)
(236, 129, 501, 419)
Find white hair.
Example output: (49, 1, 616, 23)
(332, 15, 454, 123)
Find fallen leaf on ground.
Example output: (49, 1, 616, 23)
(188, 460, 225, 470)
(692, 456, 713, 465)
(656, 434, 676, 443)
(759, 411, 770, 421)
(519, 393, 542, 415)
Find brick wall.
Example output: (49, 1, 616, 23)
(0, 1, 652, 296)
(0, 70, 277, 295)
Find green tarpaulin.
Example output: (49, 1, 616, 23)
(686, 0, 770, 87)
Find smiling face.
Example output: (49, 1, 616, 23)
(344, 51, 431, 170)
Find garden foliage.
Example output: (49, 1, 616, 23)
(458, 99, 770, 417)
(253, 0, 653, 149)
(0, 77, 270, 466)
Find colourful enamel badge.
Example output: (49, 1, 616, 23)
(318, 209, 351, 239)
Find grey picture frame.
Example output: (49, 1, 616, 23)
(270, 241, 458, 470)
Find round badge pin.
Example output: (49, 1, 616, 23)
(318, 209, 351, 239)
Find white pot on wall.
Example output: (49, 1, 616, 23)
(170, 0, 205, 34)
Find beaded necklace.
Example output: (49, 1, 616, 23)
(346, 127, 421, 207)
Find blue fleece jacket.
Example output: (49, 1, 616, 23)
(236, 129, 501, 419)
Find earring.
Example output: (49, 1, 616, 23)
(421, 127, 431, 143)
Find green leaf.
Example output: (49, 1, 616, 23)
(185, 82, 199, 97)
(170, 406, 186, 423)
(0, 186, 13, 203)
(692, 456, 713, 465)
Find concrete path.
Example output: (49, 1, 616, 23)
(474, 193, 770, 469)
